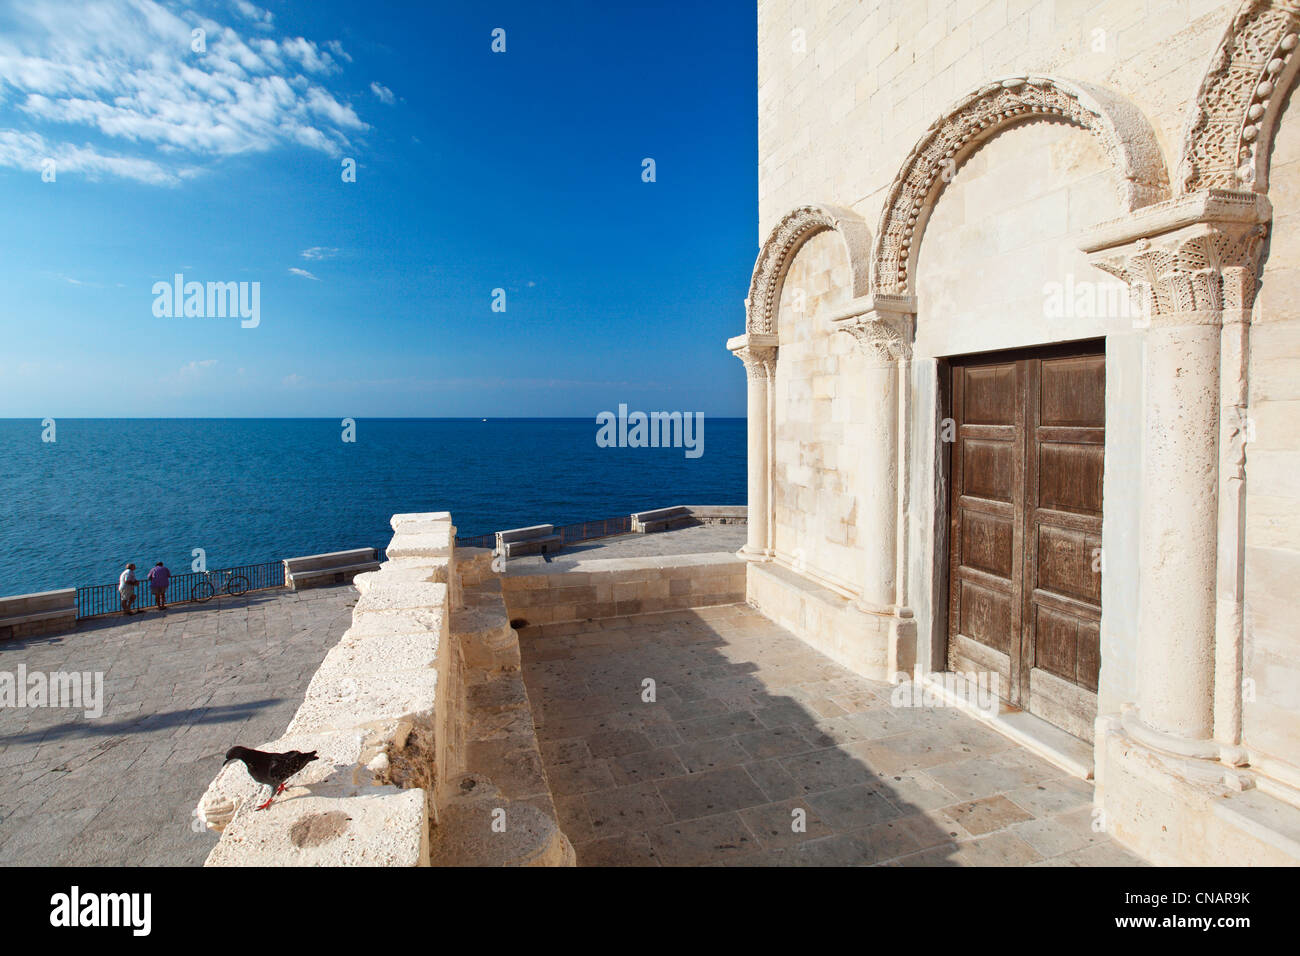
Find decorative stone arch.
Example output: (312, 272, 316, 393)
(1178, 0, 1300, 194)
(872, 75, 1170, 296)
(744, 203, 871, 335)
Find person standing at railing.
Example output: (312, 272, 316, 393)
(147, 561, 171, 611)
(118, 563, 138, 616)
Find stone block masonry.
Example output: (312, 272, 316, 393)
(196, 512, 573, 866)
(500, 552, 747, 634)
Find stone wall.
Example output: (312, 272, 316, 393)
(1244, 84, 1300, 777)
(772, 229, 863, 593)
(743, 0, 1300, 864)
(756, 0, 1234, 240)
(501, 553, 746, 635)
(195, 514, 572, 866)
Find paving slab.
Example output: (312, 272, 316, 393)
(0, 586, 354, 865)
(520, 604, 1147, 867)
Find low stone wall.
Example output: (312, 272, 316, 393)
(630, 504, 746, 533)
(195, 513, 573, 867)
(283, 548, 381, 590)
(747, 561, 915, 683)
(501, 552, 746, 635)
(0, 589, 77, 642)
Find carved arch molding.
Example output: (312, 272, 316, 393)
(1180, 0, 1300, 194)
(872, 75, 1170, 296)
(747, 77, 1171, 330)
(744, 204, 871, 335)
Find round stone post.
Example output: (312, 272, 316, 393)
(831, 296, 915, 613)
(728, 334, 777, 560)
(1086, 205, 1268, 756)
(1135, 314, 1222, 741)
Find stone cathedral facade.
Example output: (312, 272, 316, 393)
(728, 0, 1300, 865)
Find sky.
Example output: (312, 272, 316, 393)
(0, 0, 758, 417)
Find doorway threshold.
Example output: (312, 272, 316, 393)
(918, 671, 1094, 780)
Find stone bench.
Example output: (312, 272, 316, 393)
(0, 588, 77, 641)
(284, 548, 381, 590)
(632, 505, 747, 533)
(496, 525, 562, 560)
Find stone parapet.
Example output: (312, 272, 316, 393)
(195, 511, 573, 867)
(499, 552, 747, 635)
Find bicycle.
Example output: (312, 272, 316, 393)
(191, 568, 251, 602)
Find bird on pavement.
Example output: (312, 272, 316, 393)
(223, 746, 319, 811)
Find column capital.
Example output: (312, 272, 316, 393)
(828, 294, 917, 364)
(1081, 189, 1271, 319)
(727, 332, 778, 380)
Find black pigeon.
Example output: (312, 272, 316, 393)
(223, 746, 318, 811)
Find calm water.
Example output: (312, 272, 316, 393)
(0, 418, 746, 598)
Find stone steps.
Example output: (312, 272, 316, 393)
(434, 579, 574, 866)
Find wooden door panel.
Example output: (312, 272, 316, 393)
(1023, 350, 1104, 737)
(962, 440, 1017, 503)
(1037, 442, 1104, 516)
(1034, 525, 1101, 606)
(1040, 356, 1105, 426)
(958, 579, 1014, 656)
(961, 364, 1020, 424)
(948, 344, 1103, 740)
(960, 510, 1015, 579)
(948, 360, 1024, 703)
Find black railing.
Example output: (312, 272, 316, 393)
(76, 560, 285, 619)
(555, 516, 631, 544)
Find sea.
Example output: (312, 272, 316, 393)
(0, 418, 746, 598)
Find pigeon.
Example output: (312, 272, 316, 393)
(223, 746, 318, 811)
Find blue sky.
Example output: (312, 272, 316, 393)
(0, 0, 757, 417)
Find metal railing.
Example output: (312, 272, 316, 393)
(76, 560, 285, 619)
(554, 515, 631, 544)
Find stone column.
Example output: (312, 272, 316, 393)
(830, 296, 916, 615)
(727, 333, 777, 560)
(1087, 194, 1268, 757)
(1134, 309, 1222, 743)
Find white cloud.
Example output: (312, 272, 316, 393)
(282, 372, 305, 387)
(0, 129, 195, 185)
(288, 267, 318, 280)
(0, 0, 368, 185)
(370, 81, 395, 105)
(231, 0, 273, 29)
(300, 246, 339, 260)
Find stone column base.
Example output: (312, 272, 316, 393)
(1094, 714, 1300, 866)
(745, 560, 916, 682)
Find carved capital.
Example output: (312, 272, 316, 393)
(1089, 222, 1268, 318)
(1082, 190, 1270, 318)
(734, 346, 777, 381)
(829, 295, 917, 364)
(727, 332, 778, 382)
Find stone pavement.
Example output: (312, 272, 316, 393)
(0, 586, 354, 865)
(520, 604, 1146, 866)
(507, 524, 747, 571)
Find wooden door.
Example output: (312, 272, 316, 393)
(947, 343, 1104, 740)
